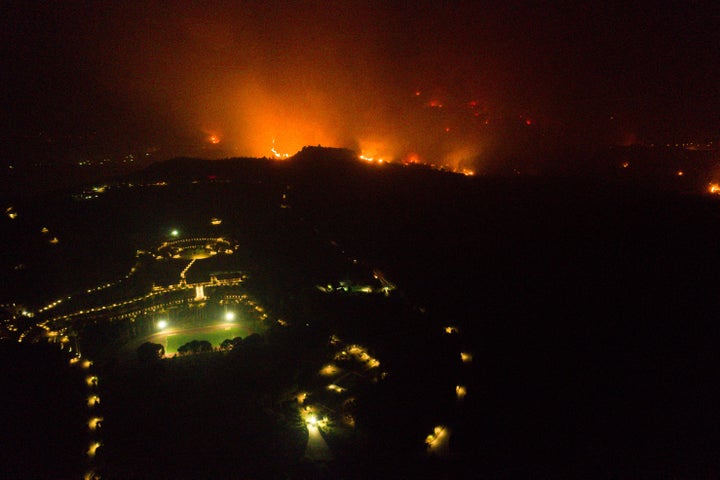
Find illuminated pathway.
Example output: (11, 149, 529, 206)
(297, 336, 384, 464)
(67, 350, 102, 479)
(180, 259, 196, 280)
(302, 413, 333, 462)
(29, 236, 244, 331)
(38, 276, 247, 325)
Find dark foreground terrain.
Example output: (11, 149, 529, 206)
(2, 148, 720, 478)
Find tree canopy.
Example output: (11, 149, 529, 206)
(177, 340, 213, 355)
(137, 342, 164, 362)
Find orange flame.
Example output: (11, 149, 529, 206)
(270, 138, 290, 160)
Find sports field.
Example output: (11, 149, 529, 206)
(163, 324, 250, 354)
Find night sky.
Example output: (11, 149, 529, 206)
(2, 0, 718, 166)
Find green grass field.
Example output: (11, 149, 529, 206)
(164, 324, 249, 354)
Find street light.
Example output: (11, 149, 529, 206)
(87, 442, 101, 457)
(88, 417, 103, 430)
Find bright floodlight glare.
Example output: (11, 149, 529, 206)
(170, 229, 179, 237)
(307, 414, 318, 426)
(225, 311, 235, 321)
(157, 320, 168, 330)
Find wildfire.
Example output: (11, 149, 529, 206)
(271, 138, 290, 160)
(404, 153, 420, 164)
(709, 183, 720, 194)
(208, 134, 220, 144)
(359, 153, 385, 163)
(357, 139, 394, 165)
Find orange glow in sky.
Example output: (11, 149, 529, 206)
(4, 0, 716, 174)
(64, 2, 520, 173)
(405, 153, 420, 164)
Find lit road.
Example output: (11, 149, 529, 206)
(304, 424, 333, 461)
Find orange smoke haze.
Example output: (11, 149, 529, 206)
(83, 1, 513, 169)
(4, 1, 718, 170)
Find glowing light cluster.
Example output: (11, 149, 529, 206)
(337, 344, 381, 369)
(301, 405, 329, 429)
(320, 363, 340, 376)
(87, 442, 101, 457)
(426, 425, 444, 444)
(405, 153, 420, 164)
(88, 417, 103, 430)
(425, 425, 451, 456)
(271, 138, 290, 159)
(359, 154, 385, 163)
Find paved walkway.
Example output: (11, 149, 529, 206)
(304, 424, 333, 461)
